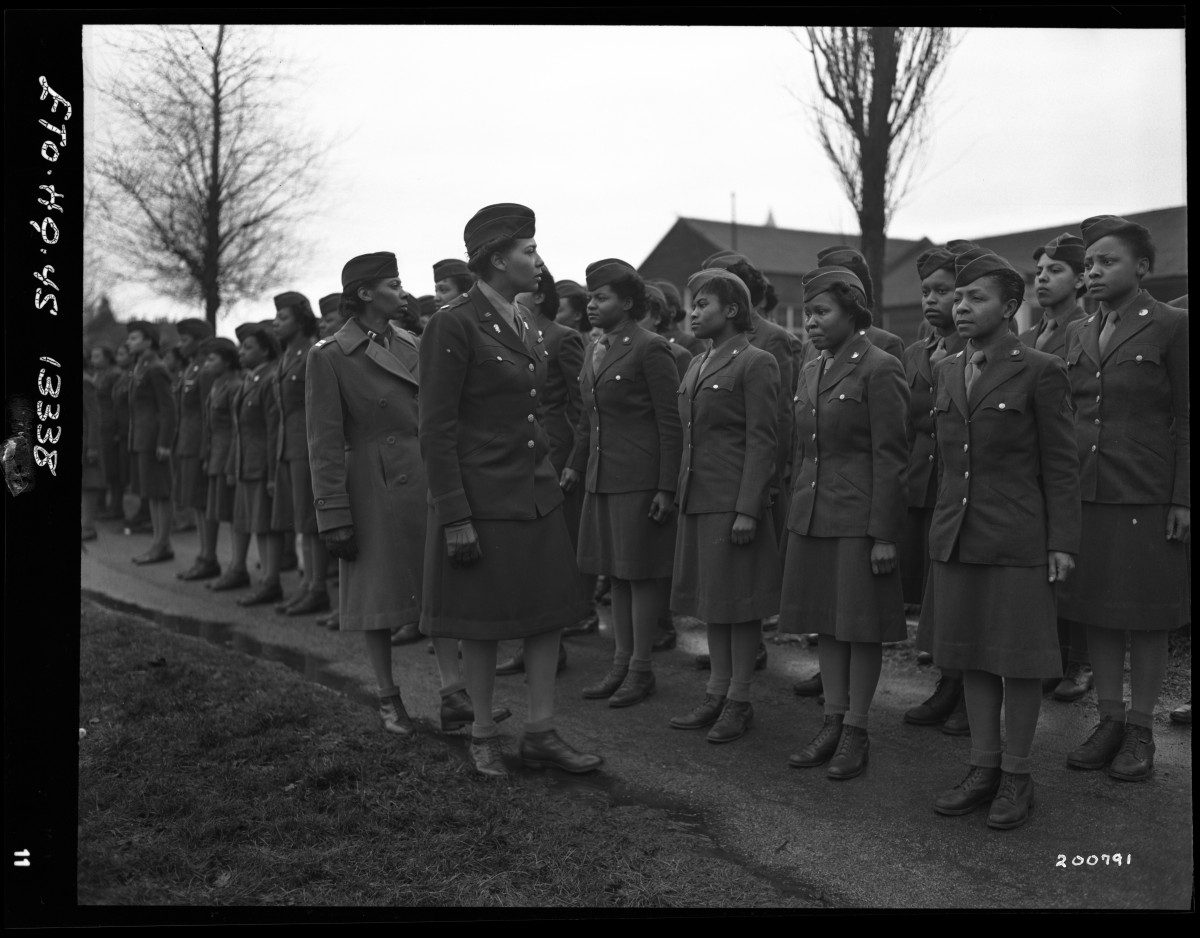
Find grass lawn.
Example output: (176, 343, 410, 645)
(78, 599, 810, 907)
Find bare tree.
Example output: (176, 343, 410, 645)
(799, 27, 953, 318)
(93, 25, 321, 327)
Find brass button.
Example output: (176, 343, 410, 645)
(928, 455, 934, 462)
(1094, 418, 1100, 425)
(527, 414, 535, 423)
(528, 363, 535, 371)
(1095, 371, 1101, 379)
(963, 471, 969, 479)
(839, 393, 846, 400)
(398, 474, 408, 484)
(386, 435, 395, 444)
(1090, 444, 1097, 452)
(963, 444, 969, 452)
(530, 389, 537, 397)
(962, 497, 968, 506)
(527, 440, 535, 449)
(1135, 355, 1143, 362)
(998, 403, 1006, 410)
(811, 481, 816, 488)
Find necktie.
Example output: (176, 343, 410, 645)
(592, 336, 610, 372)
(1098, 310, 1121, 356)
(929, 337, 949, 365)
(964, 349, 986, 398)
(1034, 318, 1058, 350)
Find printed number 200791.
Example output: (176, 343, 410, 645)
(1056, 854, 1132, 868)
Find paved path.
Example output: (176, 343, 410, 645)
(81, 523, 1192, 909)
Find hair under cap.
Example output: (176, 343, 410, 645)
(1080, 214, 1148, 249)
(175, 318, 213, 342)
(318, 293, 342, 316)
(801, 266, 865, 302)
(687, 268, 753, 314)
(341, 252, 398, 289)
(555, 279, 586, 299)
(649, 279, 683, 310)
(954, 249, 1019, 288)
(201, 336, 239, 366)
(464, 203, 535, 254)
(644, 283, 667, 311)
(239, 322, 279, 357)
(916, 247, 957, 280)
(432, 258, 471, 282)
(585, 258, 638, 292)
(126, 320, 161, 345)
(1032, 232, 1085, 266)
(273, 290, 310, 312)
(417, 295, 438, 316)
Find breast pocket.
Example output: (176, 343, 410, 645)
(476, 344, 520, 368)
(700, 374, 738, 394)
(981, 395, 1026, 415)
(1112, 345, 1162, 368)
(826, 381, 864, 406)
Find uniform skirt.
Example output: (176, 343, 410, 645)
(129, 450, 172, 500)
(917, 559, 1061, 678)
(421, 505, 590, 641)
(577, 490, 677, 580)
(175, 455, 207, 511)
(779, 533, 906, 643)
(1056, 502, 1188, 631)
(205, 475, 235, 523)
(671, 509, 782, 623)
(233, 478, 273, 535)
(101, 437, 122, 490)
(270, 457, 318, 534)
(899, 506, 933, 606)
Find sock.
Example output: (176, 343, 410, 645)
(1098, 698, 1127, 721)
(629, 656, 652, 673)
(1001, 753, 1033, 775)
(524, 717, 554, 735)
(471, 721, 498, 740)
(439, 680, 466, 698)
(969, 748, 1002, 768)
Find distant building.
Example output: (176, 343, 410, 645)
(639, 205, 1187, 345)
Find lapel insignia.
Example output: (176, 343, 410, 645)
(253, 374, 260, 382)
(623, 336, 631, 344)
(493, 324, 501, 334)
(732, 348, 739, 356)
(484, 311, 492, 319)
(851, 352, 859, 359)
(291, 374, 299, 381)
(1087, 316, 1095, 323)
(1138, 309, 1149, 316)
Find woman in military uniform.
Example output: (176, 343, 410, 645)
(172, 319, 218, 580)
(432, 258, 476, 309)
(82, 353, 106, 542)
(900, 247, 970, 735)
(780, 266, 909, 780)
(815, 246, 906, 360)
(670, 268, 781, 743)
(226, 323, 283, 606)
(563, 258, 682, 710)
(554, 279, 591, 333)
(89, 345, 124, 519)
(199, 338, 240, 585)
(110, 343, 137, 525)
(318, 293, 346, 340)
(125, 321, 177, 564)
(1020, 233, 1093, 704)
(270, 292, 330, 616)
(918, 249, 1080, 830)
(1059, 215, 1189, 783)
(650, 278, 707, 357)
(420, 204, 601, 777)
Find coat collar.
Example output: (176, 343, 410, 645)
(333, 318, 419, 388)
(1099, 289, 1156, 363)
(697, 333, 750, 388)
(818, 330, 872, 393)
(591, 319, 638, 380)
(915, 329, 962, 386)
(965, 330, 1026, 411)
(469, 283, 537, 363)
(277, 336, 315, 377)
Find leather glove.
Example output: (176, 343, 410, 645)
(445, 520, 482, 568)
(323, 525, 358, 562)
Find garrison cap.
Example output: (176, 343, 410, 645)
(175, 318, 213, 341)
(644, 283, 668, 313)
(201, 336, 239, 367)
(649, 279, 683, 310)
(464, 203, 535, 255)
(816, 245, 874, 305)
(946, 239, 982, 256)
(916, 247, 957, 280)
(126, 320, 161, 345)
(341, 252, 398, 288)
(318, 293, 342, 316)
(1033, 232, 1085, 267)
(555, 279, 587, 299)
(585, 258, 638, 292)
(688, 268, 753, 315)
(1080, 214, 1148, 248)
(239, 321, 280, 358)
(701, 250, 756, 271)
(801, 266, 866, 303)
(273, 290, 310, 312)
(954, 249, 1018, 288)
(432, 258, 471, 282)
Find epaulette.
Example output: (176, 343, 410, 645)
(313, 337, 332, 349)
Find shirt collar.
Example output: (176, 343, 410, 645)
(477, 279, 519, 326)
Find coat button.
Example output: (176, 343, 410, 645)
(1091, 444, 1097, 452)
(386, 436, 395, 444)
(998, 403, 1006, 410)
(712, 384, 719, 389)
(527, 414, 535, 423)
(1096, 396, 1101, 403)
(811, 409, 816, 416)
(811, 433, 816, 441)
(530, 389, 537, 397)
(317, 498, 325, 506)
(528, 363, 535, 371)
(527, 440, 535, 449)
(1132, 517, 1138, 525)
(928, 454, 934, 462)
(813, 456, 818, 463)
(1135, 355, 1143, 362)
(963, 443, 969, 452)
(1094, 418, 1100, 425)
(398, 474, 408, 484)
(1095, 371, 1101, 379)
(963, 471, 970, 479)
(616, 375, 622, 381)
(930, 432, 935, 439)
(962, 497, 968, 506)
(839, 393, 846, 400)
(811, 481, 816, 488)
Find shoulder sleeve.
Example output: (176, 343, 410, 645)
(151, 365, 176, 450)
(419, 309, 474, 525)
(1033, 356, 1082, 553)
(1166, 311, 1189, 507)
(736, 351, 780, 518)
(305, 348, 352, 531)
(643, 337, 683, 492)
(866, 352, 909, 543)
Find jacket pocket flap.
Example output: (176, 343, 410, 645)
(828, 382, 864, 403)
(983, 395, 1025, 413)
(701, 375, 737, 392)
(1114, 345, 1162, 366)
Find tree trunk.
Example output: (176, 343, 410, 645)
(203, 25, 226, 330)
(859, 26, 897, 327)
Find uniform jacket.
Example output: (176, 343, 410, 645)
(203, 372, 239, 478)
(1062, 291, 1189, 507)
(93, 365, 121, 443)
(902, 330, 967, 508)
(530, 313, 584, 475)
(746, 311, 799, 479)
(306, 318, 425, 533)
(83, 373, 102, 455)
(788, 332, 909, 543)
(676, 335, 780, 518)
(419, 284, 563, 525)
(127, 353, 176, 454)
(568, 318, 683, 494)
(228, 361, 279, 482)
(1018, 303, 1088, 360)
(864, 325, 905, 361)
(663, 334, 694, 381)
(669, 328, 708, 358)
(173, 355, 213, 458)
(112, 369, 132, 448)
(927, 331, 1080, 565)
(274, 337, 316, 463)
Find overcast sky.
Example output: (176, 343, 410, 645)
(83, 25, 1186, 332)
